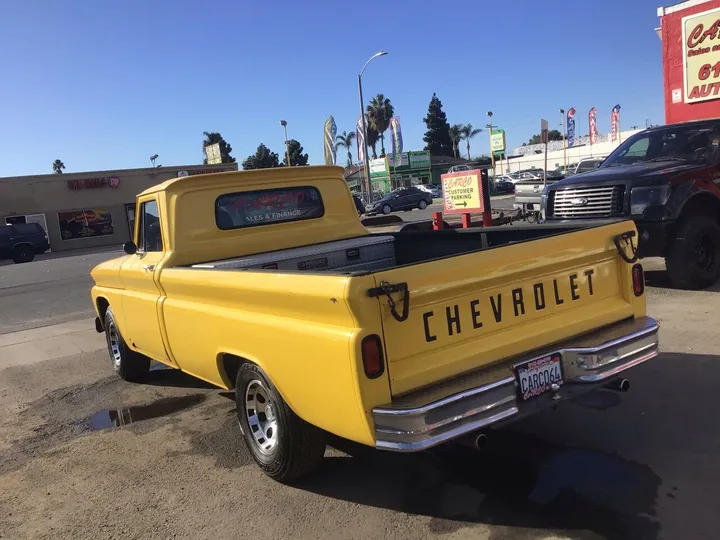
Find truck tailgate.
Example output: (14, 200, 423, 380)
(371, 221, 640, 396)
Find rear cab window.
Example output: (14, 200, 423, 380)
(215, 186, 324, 230)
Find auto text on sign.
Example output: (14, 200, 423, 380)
(682, 7, 720, 104)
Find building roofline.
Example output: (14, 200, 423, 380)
(0, 163, 237, 182)
(657, 0, 714, 17)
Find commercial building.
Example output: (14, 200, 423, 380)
(344, 152, 474, 193)
(657, 0, 720, 123)
(502, 128, 644, 173)
(0, 163, 238, 252)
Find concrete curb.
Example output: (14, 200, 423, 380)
(0, 319, 105, 369)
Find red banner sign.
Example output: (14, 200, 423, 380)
(67, 176, 120, 190)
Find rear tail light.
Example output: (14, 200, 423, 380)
(632, 264, 644, 296)
(361, 335, 385, 379)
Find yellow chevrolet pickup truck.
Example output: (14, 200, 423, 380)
(91, 166, 659, 482)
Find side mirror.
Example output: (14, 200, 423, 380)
(123, 241, 137, 255)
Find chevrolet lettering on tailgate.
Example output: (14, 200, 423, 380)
(422, 269, 595, 342)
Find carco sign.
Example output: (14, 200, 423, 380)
(67, 176, 120, 190)
(441, 169, 485, 214)
(682, 6, 720, 104)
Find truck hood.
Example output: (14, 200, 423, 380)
(550, 161, 704, 189)
(90, 254, 128, 286)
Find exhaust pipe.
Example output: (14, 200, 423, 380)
(474, 433, 489, 450)
(605, 378, 630, 392)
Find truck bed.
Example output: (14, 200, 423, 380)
(189, 224, 594, 275)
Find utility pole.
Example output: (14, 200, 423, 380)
(486, 111, 494, 174)
(559, 109, 567, 173)
(358, 51, 388, 198)
(280, 120, 291, 166)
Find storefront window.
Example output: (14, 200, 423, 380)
(57, 209, 114, 240)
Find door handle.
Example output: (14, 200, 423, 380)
(142, 264, 155, 272)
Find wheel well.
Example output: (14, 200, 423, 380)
(96, 297, 110, 325)
(219, 353, 252, 389)
(12, 242, 33, 252)
(679, 193, 720, 224)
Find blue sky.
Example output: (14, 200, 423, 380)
(0, 0, 667, 176)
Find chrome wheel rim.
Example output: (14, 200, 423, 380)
(245, 379, 278, 455)
(107, 323, 122, 369)
(382, 205, 391, 214)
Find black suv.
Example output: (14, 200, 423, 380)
(542, 119, 720, 290)
(0, 223, 50, 263)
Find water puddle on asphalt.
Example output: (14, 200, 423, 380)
(81, 394, 206, 431)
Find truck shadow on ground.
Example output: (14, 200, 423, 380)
(299, 352, 719, 540)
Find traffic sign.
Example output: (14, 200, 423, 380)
(541, 119, 549, 144)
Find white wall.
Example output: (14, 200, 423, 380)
(492, 128, 645, 174)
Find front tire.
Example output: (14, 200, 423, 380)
(381, 204, 392, 215)
(418, 199, 428, 210)
(666, 217, 720, 290)
(236, 363, 326, 483)
(104, 308, 150, 382)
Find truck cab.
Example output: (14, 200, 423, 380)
(542, 119, 720, 289)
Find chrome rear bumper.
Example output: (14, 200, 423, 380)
(373, 316, 659, 452)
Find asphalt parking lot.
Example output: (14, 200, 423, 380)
(1, 226, 719, 539)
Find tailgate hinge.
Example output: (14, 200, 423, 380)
(614, 230, 639, 264)
(368, 281, 410, 322)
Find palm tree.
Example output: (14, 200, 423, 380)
(366, 94, 394, 156)
(335, 131, 356, 167)
(449, 124, 463, 158)
(52, 159, 65, 174)
(366, 121, 379, 159)
(460, 124, 482, 160)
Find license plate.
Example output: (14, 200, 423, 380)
(516, 354, 563, 401)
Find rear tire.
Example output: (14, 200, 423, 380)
(236, 364, 326, 483)
(12, 245, 35, 264)
(665, 217, 720, 290)
(418, 199, 428, 210)
(104, 308, 150, 382)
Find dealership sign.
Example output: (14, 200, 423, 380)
(441, 169, 485, 214)
(491, 129, 506, 155)
(67, 176, 120, 190)
(682, 7, 720, 104)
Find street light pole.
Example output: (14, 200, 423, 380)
(358, 51, 388, 197)
(560, 108, 567, 173)
(280, 120, 291, 166)
(486, 111, 494, 174)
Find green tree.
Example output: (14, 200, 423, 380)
(449, 124, 463, 158)
(335, 130, 356, 166)
(460, 124, 482, 160)
(202, 131, 236, 164)
(283, 139, 309, 166)
(422, 93, 453, 156)
(365, 118, 379, 159)
(366, 94, 394, 157)
(52, 159, 65, 174)
(241, 144, 280, 170)
(527, 130, 563, 145)
(450, 124, 463, 157)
